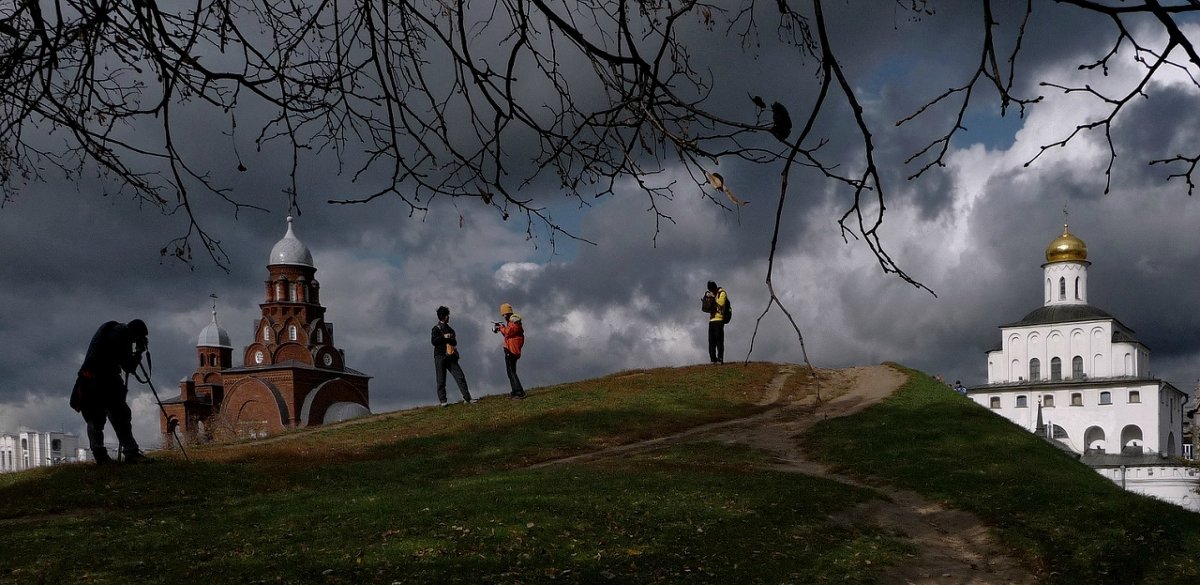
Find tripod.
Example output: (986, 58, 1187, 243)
(129, 348, 192, 462)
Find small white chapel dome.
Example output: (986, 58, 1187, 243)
(197, 310, 232, 348)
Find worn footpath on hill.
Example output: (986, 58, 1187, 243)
(532, 364, 1038, 585)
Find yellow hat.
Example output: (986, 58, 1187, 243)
(500, 303, 514, 314)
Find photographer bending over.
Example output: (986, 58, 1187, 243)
(70, 319, 151, 464)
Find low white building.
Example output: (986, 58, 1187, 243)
(971, 223, 1196, 510)
(0, 429, 84, 473)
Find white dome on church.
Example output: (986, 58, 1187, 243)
(269, 216, 314, 267)
(197, 310, 232, 348)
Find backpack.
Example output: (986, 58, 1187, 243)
(721, 293, 732, 324)
(701, 292, 715, 313)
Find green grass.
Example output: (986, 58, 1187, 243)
(804, 364, 1200, 585)
(1, 362, 909, 585)
(6, 362, 1200, 584)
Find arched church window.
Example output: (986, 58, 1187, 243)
(1071, 356, 1083, 379)
(1074, 277, 1081, 300)
(1099, 391, 1111, 405)
(199, 355, 205, 367)
(1051, 357, 1062, 381)
(263, 326, 270, 341)
(288, 285, 296, 302)
(1029, 358, 1040, 381)
(209, 353, 216, 367)
(289, 325, 298, 341)
(1059, 277, 1066, 300)
(315, 328, 323, 343)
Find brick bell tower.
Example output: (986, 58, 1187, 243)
(162, 217, 371, 445)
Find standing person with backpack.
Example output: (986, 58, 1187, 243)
(702, 281, 731, 364)
(492, 303, 526, 399)
(432, 306, 474, 406)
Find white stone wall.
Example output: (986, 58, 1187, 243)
(1095, 465, 1200, 512)
(971, 381, 1183, 455)
(989, 320, 1126, 383)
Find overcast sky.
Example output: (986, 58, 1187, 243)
(4, 2, 1200, 452)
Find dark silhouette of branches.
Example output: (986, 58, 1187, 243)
(3, 0, 1200, 369)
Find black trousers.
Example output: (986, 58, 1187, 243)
(708, 321, 725, 363)
(434, 354, 471, 403)
(505, 351, 525, 397)
(79, 378, 140, 459)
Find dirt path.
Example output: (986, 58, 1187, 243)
(534, 364, 1038, 585)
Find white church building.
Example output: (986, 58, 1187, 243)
(970, 223, 1198, 510)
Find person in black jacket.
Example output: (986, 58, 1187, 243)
(70, 319, 151, 464)
(432, 306, 474, 406)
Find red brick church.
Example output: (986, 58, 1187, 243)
(161, 217, 371, 445)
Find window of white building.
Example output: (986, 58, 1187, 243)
(1071, 393, 1082, 406)
(1128, 391, 1140, 403)
(1051, 357, 1062, 381)
(1016, 395, 1028, 408)
(990, 396, 1001, 409)
(1099, 391, 1111, 405)
(1059, 277, 1066, 300)
(1030, 358, 1040, 381)
(1043, 394, 1055, 407)
(1072, 356, 1083, 379)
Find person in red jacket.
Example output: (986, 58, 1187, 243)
(492, 303, 526, 399)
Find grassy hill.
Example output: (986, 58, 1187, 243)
(2, 363, 1199, 584)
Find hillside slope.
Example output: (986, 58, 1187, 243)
(2, 362, 1199, 584)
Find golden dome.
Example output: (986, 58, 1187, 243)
(1045, 224, 1087, 263)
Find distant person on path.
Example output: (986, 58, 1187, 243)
(492, 303, 526, 399)
(702, 281, 729, 364)
(69, 319, 152, 464)
(954, 380, 968, 396)
(432, 306, 473, 406)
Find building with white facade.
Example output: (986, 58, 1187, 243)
(971, 223, 1197, 510)
(0, 429, 85, 473)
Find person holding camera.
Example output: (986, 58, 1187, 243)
(493, 303, 526, 399)
(702, 281, 728, 364)
(432, 306, 474, 406)
(69, 319, 151, 464)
